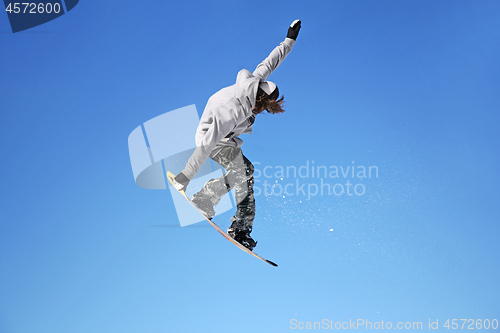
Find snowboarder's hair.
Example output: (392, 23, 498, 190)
(254, 95, 285, 115)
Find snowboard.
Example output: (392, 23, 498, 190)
(166, 171, 277, 267)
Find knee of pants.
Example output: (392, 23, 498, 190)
(245, 160, 254, 178)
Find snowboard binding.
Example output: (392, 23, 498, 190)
(227, 223, 257, 251)
(191, 193, 215, 219)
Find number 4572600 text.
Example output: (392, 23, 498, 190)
(5, 2, 62, 14)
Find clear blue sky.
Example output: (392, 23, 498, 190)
(1, 1, 499, 332)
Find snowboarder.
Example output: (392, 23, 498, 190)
(172, 20, 301, 250)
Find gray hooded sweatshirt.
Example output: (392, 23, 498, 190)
(181, 37, 296, 181)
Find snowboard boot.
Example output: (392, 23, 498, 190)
(235, 232, 257, 251)
(227, 222, 257, 251)
(191, 193, 215, 219)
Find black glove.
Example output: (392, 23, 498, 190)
(174, 172, 190, 192)
(287, 19, 301, 40)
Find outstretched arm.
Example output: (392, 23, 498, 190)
(174, 105, 239, 192)
(182, 109, 237, 181)
(252, 20, 301, 81)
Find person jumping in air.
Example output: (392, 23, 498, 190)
(171, 20, 301, 251)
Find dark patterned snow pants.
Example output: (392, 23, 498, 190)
(196, 146, 255, 232)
